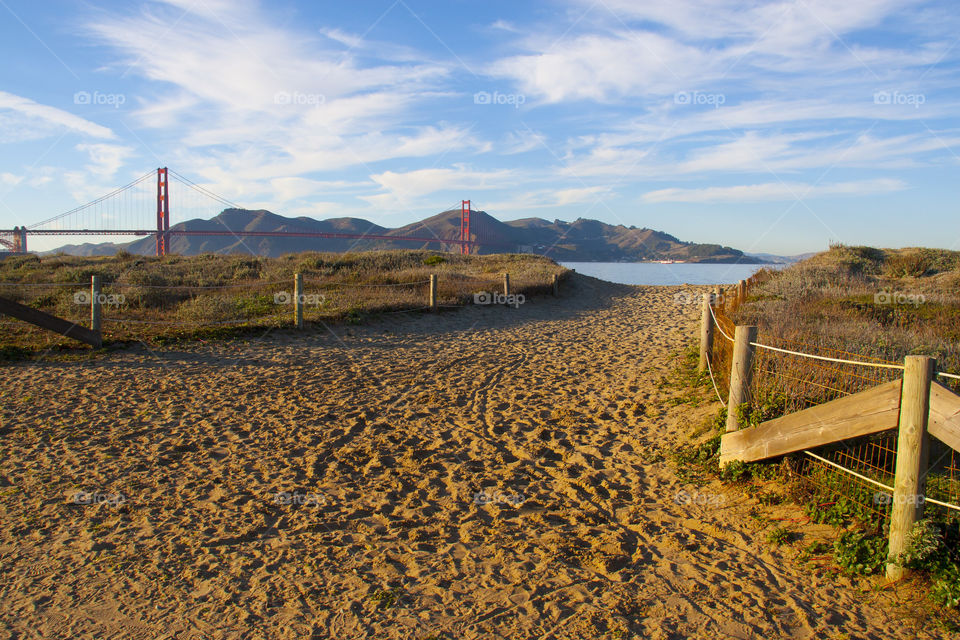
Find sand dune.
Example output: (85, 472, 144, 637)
(0, 274, 937, 639)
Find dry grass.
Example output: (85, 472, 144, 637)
(734, 245, 960, 377)
(0, 250, 567, 357)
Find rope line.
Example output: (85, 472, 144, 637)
(0, 282, 89, 287)
(303, 279, 431, 288)
(938, 372, 960, 381)
(0, 279, 430, 290)
(103, 314, 288, 326)
(803, 451, 893, 491)
(708, 304, 734, 342)
(109, 281, 288, 290)
(750, 342, 905, 370)
(704, 350, 725, 404)
(806, 444, 960, 512)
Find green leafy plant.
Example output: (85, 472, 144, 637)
(370, 586, 403, 609)
(933, 563, 960, 608)
(834, 530, 886, 575)
(899, 519, 948, 569)
(766, 526, 795, 546)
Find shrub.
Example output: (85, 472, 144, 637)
(900, 519, 948, 570)
(933, 563, 960, 608)
(834, 530, 886, 575)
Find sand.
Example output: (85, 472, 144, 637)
(0, 273, 941, 639)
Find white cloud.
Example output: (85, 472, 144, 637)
(0, 91, 115, 141)
(75, 143, 135, 177)
(0, 172, 23, 187)
(490, 31, 712, 103)
(82, 0, 485, 203)
(269, 177, 370, 201)
(360, 166, 514, 210)
(641, 178, 907, 203)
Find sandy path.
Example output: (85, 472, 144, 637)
(0, 274, 935, 639)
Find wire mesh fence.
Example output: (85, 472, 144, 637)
(793, 432, 898, 527)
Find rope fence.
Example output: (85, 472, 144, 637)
(699, 273, 960, 570)
(0, 270, 563, 348)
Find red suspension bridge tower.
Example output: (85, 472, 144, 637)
(156, 167, 170, 257)
(459, 200, 471, 255)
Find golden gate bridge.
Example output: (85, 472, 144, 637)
(0, 168, 485, 257)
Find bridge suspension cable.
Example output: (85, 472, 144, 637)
(26, 171, 155, 230)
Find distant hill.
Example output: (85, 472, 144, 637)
(44, 208, 760, 263)
(744, 252, 815, 264)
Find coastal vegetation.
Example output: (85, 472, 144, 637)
(0, 250, 567, 357)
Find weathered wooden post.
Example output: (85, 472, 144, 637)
(90, 275, 101, 333)
(294, 273, 304, 329)
(699, 293, 714, 373)
(503, 273, 510, 301)
(429, 274, 438, 312)
(737, 279, 747, 305)
(887, 355, 935, 580)
(725, 325, 758, 432)
(552, 273, 559, 297)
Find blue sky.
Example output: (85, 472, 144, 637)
(0, 0, 958, 255)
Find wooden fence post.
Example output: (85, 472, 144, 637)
(699, 293, 714, 373)
(737, 279, 747, 305)
(429, 274, 438, 311)
(294, 273, 304, 329)
(552, 273, 559, 297)
(90, 275, 101, 334)
(725, 325, 758, 432)
(503, 273, 510, 301)
(887, 355, 935, 580)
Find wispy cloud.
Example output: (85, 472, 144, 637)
(642, 178, 907, 203)
(0, 91, 115, 141)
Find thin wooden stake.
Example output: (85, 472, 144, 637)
(294, 273, 304, 329)
(725, 325, 758, 432)
(552, 273, 559, 297)
(429, 274, 438, 311)
(503, 273, 510, 301)
(699, 293, 714, 373)
(90, 275, 101, 334)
